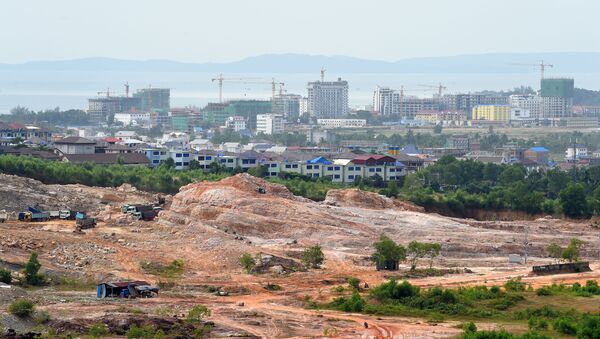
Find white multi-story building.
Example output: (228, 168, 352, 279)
(373, 87, 401, 115)
(509, 95, 541, 119)
(113, 112, 151, 127)
(256, 114, 284, 135)
(225, 116, 247, 132)
(299, 97, 309, 116)
(307, 78, 349, 118)
(316, 119, 367, 128)
(541, 96, 573, 119)
(565, 144, 588, 161)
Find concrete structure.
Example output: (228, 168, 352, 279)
(510, 94, 542, 119)
(523, 146, 550, 165)
(54, 136, 96, 154)
(441, 94, 508, 119)
(225, 116, 247, 132)
(565, 144, 588, 162)
(113, 112, 151, 127)
(373, 87, 401, 115)
(540, 78, 574, 119)
(133, 88, 170, 112)
(414, 110, 466, 126)
(448, 135, 470, 150)
(87, 96, 140, 124)
(0, 122, 52, 145)
(256, 114, 284, 135)
(272, 94, 302, 120)
(307, 78, 349, 118)
(316, 119, 367, 128)
(472, 105, 511, 121)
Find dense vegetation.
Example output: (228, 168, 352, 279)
(6, 106, 89, 126)
(322, 278, 600, 338)
(403, 155, 600, 218)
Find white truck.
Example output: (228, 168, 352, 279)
(0, 210, 7, 223)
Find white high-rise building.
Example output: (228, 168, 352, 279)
(307, 78, 348, 118)
(272, 94, 302, 120)
(373, 87, 401, 115)
(256, 114, 284, 135)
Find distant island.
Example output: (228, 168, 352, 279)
(1, 52, 600, 73)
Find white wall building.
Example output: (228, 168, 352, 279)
(316, 119, 367, 128)
(373, 87, 401, 115)
(113, 112, 151, 127)
(307, 78, 349, 118)
(509, 94, 541, 119)
(225, 116, 247, 132)
(256, 114, 284, 135)
(565, 144, 588, 161)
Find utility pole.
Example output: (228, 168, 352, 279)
(523, 225, 530, 264)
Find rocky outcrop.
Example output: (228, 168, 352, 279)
(324, 188, 423, 212)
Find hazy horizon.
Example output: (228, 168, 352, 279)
(2, 0, 600, 64)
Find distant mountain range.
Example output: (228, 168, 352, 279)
(1, 52, 600, 73)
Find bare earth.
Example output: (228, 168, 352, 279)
(0, 173, 599, 338)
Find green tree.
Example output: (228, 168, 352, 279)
(546, 243, 563, 263)
(560, 183, 591, 218)
(240, 253, 256, 273)
(248, 165, 268, 178)
(407, 241, 428, 270)
(433, 124, 443, 134)
(302, 244, 325, 269)
(424, 243, 442, 269)
(561, 238, 583, 263)
(24, 252, 44, 285)
(371, 235, 406, 270)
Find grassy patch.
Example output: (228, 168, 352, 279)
(140, 259, 184, 279)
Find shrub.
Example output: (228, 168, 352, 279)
(89, 323, 109, 338)
(427, 312, 445, 324)
(577, 314, 600, 339)
(553, 317, 578, 335)
(302, 244, 325, 269)
(370, 279, 420, 301)
(126, 325, 155, 339)
(33, 310, 50, 324)
(504, 278, 526, 292)
(0, 268, 11, 284)
(187, 305, 211, 324)
(535, 286, 553, 296)
(9, 299, 35, 318)
(347, 277, 360, 290)
(528, 317, 548, 330)
(463, 321, 477, 333)
(240, 253, 256, 273)
(330, 291, 365, 313)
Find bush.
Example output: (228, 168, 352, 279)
(330, 291, 365, 312)
(187, 304, 211, 324)
(347, 277, 360, 290)
(553, 317, 578, 335)
(89, 323, 109, 338)
(528, 317, 548, 330)
(463, 321, 477, 333)
(33, 310, 50, 324)
(240, 253, 256, 273)
(535, 286, 553, 296)
(9, 299, 35, 318)
(577, 314, 600, 339)
(0, 268, 11, 284)
(302, 244, 325, 269)
(370, 279, 420, 301)
(504, 278, 526, 292)
(126, 325, 155, 339)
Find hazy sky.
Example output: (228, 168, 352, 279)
(2, 0, 599, 63)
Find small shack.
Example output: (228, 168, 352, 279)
(96, 281, 159, 299)
(532, 262, 591, 275)
(376, 260, 399, 271)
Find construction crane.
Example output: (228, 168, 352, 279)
(97, 88, 112, 97)
(124, 82, 130, 98)
(211, 74, 264, 103)
(320, 66, 326, 82)
(511, 60, 554, 80)
(418, 83, 447, 97)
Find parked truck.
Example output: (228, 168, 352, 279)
(123, 204, 158, 221)
(75, 212, 96, 230)
(18, 207, 50, 222)
(59, 210, 76, 220)
(48, 211, 60, 219)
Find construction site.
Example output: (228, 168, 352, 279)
(0, 172, 599, 338)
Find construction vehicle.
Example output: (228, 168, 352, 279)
(75, 212, 96, 230)
(18, 207, 50, 222)
(59, 210, 76, 220)
(48, 211, 60, 219)
(0, 210, 8, 223)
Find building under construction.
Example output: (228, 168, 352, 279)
(133, 88, 170, 113)
(87, 96, 141, 124)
